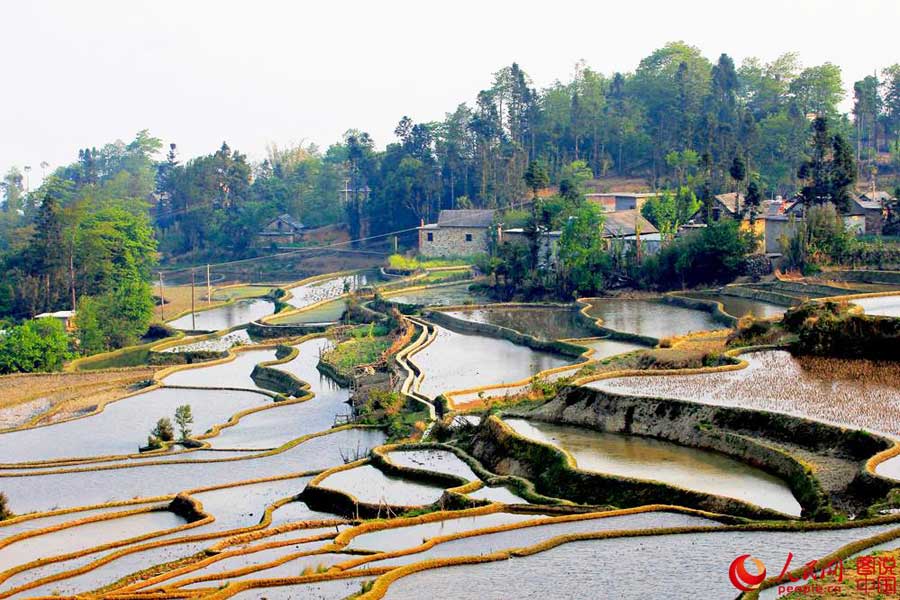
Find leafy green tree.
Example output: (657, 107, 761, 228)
(75, 277, 154, 353)
(643, 220, 756, 289)
(174, 405, 194, 441)
(789, 63, 844, 117)
(556, 204, 611, 295)
(745, 181, 763, 222)
(523, 160, 549, 199)
(0, 318, 71, 374)
(641, 187, 701, 239)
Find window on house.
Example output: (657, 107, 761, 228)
(426, 232, 433, 242)
(465, 233, 473, 242)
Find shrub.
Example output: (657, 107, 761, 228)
(151, 417, 174, 442)
(0, 492, 12, 520)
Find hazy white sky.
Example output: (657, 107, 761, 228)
(2, 0, 898, 182)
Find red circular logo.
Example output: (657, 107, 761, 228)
(729, 554, 767, 591)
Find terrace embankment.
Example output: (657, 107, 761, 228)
(464, 416, 789, 520)
(505, 386, 897, 518)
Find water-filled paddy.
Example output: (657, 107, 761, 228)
(386, 282, 489, 307)
(367, 510, 719, 569)
(0, 427, 387, 514)
(383, 524, 900, 600)
(318, 464, 446, 506)
(285, 271, 378, 309)
(467, 485, 528, 504)
(505, 419, 801, 516)
(269, 298, 347, 325)
(585, 298, 722, 339)
(385, 449, 477, 481)
(442, 306, 596, 341)
(168, 298, 275, 331)
(162, 347, 278, 390)
(228, 576, 374, 600)
(411, 325, 571, 399)
(572, 338, 645, 359)
(160, 329, 253, 353)
(853, 294, 900, 317)
(588, 350, 900, 436)
(0, 509, 185, 572)
(348, 512, 543, 552)
(210, 339, 351, 449)
(681, 292, 786, 319)
(3, 478, 331, 597)
(0, 388, 269, 464)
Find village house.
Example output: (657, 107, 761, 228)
(418, 209, 496, 257)
(502, 209, 661, 268)
(255, 214, 306, 246)
(585, 192, 660, 213)
(784, 195, 887, 236)
(33, 310, 77, 332)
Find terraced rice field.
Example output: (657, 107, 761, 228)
(584, 298, 723, 339)
(505, 418, 801, 515)
(410, 324, 572, 399)
(442, 306, 596, 341)
(587, 350, 900, 436)
(1, 273, 896, 600)
(853, 294, 900, 317)
(168, 297, 276, 331)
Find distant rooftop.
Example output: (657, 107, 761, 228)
(435, 209, 495, 228)
(602, 209, 658, 237)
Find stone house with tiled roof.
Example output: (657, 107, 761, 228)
(418, 209, 497, 257)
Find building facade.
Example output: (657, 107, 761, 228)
(418, 209, 496, 257)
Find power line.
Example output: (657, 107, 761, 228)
(157, 200, 533, 276)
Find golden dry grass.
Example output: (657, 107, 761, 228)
(0, 368, 155, 428)
(155, 284, 224, 323)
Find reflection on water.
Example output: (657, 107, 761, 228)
(854, 294, 900, 317)
(505, 419, 801, 515)
(412, 325, 571, 399)
(443, 306, 595, 341)
(318, 464, 445, 505)
(269, 298, 347, 325)
(387, 282, 489, 307)
(0, 388, 269, 464)
(586, 299, 721, 338)
(168, 298, 275, 331)
(682, 292, 786, 319)
(285, 271, 380, 309)
(384, 525, 898, 600)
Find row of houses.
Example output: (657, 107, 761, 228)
(418, 208, 661, 261)
(417, 189, 896, 260)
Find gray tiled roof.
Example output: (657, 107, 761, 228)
(436, 209, 496, 228)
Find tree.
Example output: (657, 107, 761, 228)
(641, 187, 701, 239)
(798, 116, 857, 213)
(174, 405, 194, 441)
(745, 180, 763, 222)
(556, 204, 611, 295)
(790, 63, 844, 117)
(523, 160, 549, 200)
(151, 418, 174, 442)
(0, 318, 71, 374)
(75, 277, 154, 353)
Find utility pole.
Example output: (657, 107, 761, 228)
(158, 272, 166, 321)
(190, 270, 196, 331)
(206, 264, 211, 305)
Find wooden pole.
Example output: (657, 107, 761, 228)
(158, 272, 165, 321)
(206, 264, 211, 305)
(190, 270, 196, 331)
